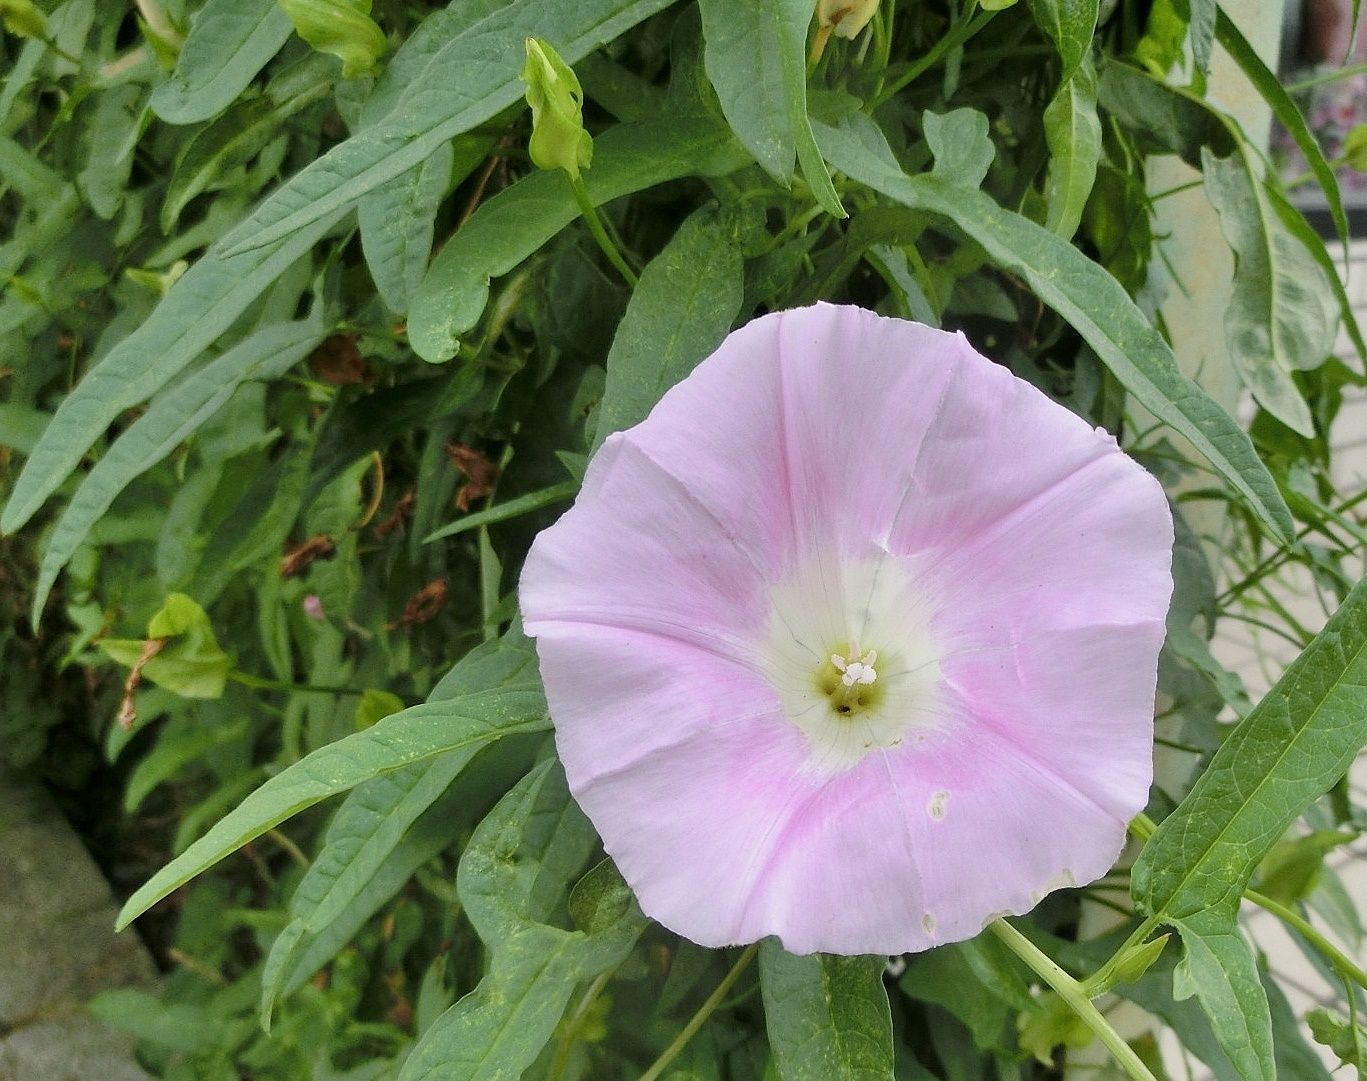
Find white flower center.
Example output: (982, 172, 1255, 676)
(762, 551, 942, 775)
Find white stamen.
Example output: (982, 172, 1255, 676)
(833, 648, 878, 686)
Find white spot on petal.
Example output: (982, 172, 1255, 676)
(928, 789, 949, 820)
(922, 913, 937, 936)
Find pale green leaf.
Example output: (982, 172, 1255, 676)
(149, 0, 293, 124)
(1201, 147, 1335, 437)
(594, 204, 744, 447)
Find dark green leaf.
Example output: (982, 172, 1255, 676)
(408, 117, 746, 362)
(594, 204, 743, 447)
(760, 941, 893, 1081)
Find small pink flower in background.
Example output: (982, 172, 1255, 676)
(302, 594, 325, 620)
(520, 303, 1173, 955)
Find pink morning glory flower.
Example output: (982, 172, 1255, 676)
(520, 303, 1173, 955)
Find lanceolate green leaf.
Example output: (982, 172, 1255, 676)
(408, 117, 746, 362)
(1200, 147, 1336, 437)
(1132, 577, 1367, 1079)
(32, 320, 325, 624)
(1, 210, 342, 536)
(115, 638, 549, 930)
(260, 635, 539, 1026)
(594, 204, 744, 448)
(149, 0, 293, 125)
(1042, 53, 1101, 239)
(813, 112, 1294, 544)
(759, 942, 894, 1081)
(1134, 574, 1367, 928)
(697, 0, 844, 218)
(1214, 6, 1349, 255)
(219, 0, 680, 258)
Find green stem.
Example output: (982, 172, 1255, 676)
(549, 968, 615, 1081)
(874, 8, 997, 107)
(1245, 889, 1367, 994)
(228, 671, 363, 696)
(567, 174, 638, 287)
(1285, 62, 1367, 93)
(637, 944, 758, 1081)
(990, 920, 1159, 1081)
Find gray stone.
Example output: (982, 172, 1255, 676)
(0, 770, 157, 1081)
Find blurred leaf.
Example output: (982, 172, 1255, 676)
(279, 0, 386, 79)
(760, 941, 894, 1080)
(696, 0, 844, 218)
(1256, 829, 1356, 906)
(150, 0, 293, 124)
(124, 716, 250, 813)
(32, 319, 325, 621)
(813, 109, 1295, 544)
(409, 117, 746, 362)
(77, 84, 145, 220)
(1307, 1008, 1367, 1077)
(594, 204, 743, 447)
(1201, 147, 1336, 437)
(116, 634, 548, 929)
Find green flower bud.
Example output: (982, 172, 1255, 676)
(522, 37, 592, 180)
(0, 0, 48, 39)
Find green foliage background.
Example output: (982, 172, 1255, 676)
(3, 0, 1367, 1078)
